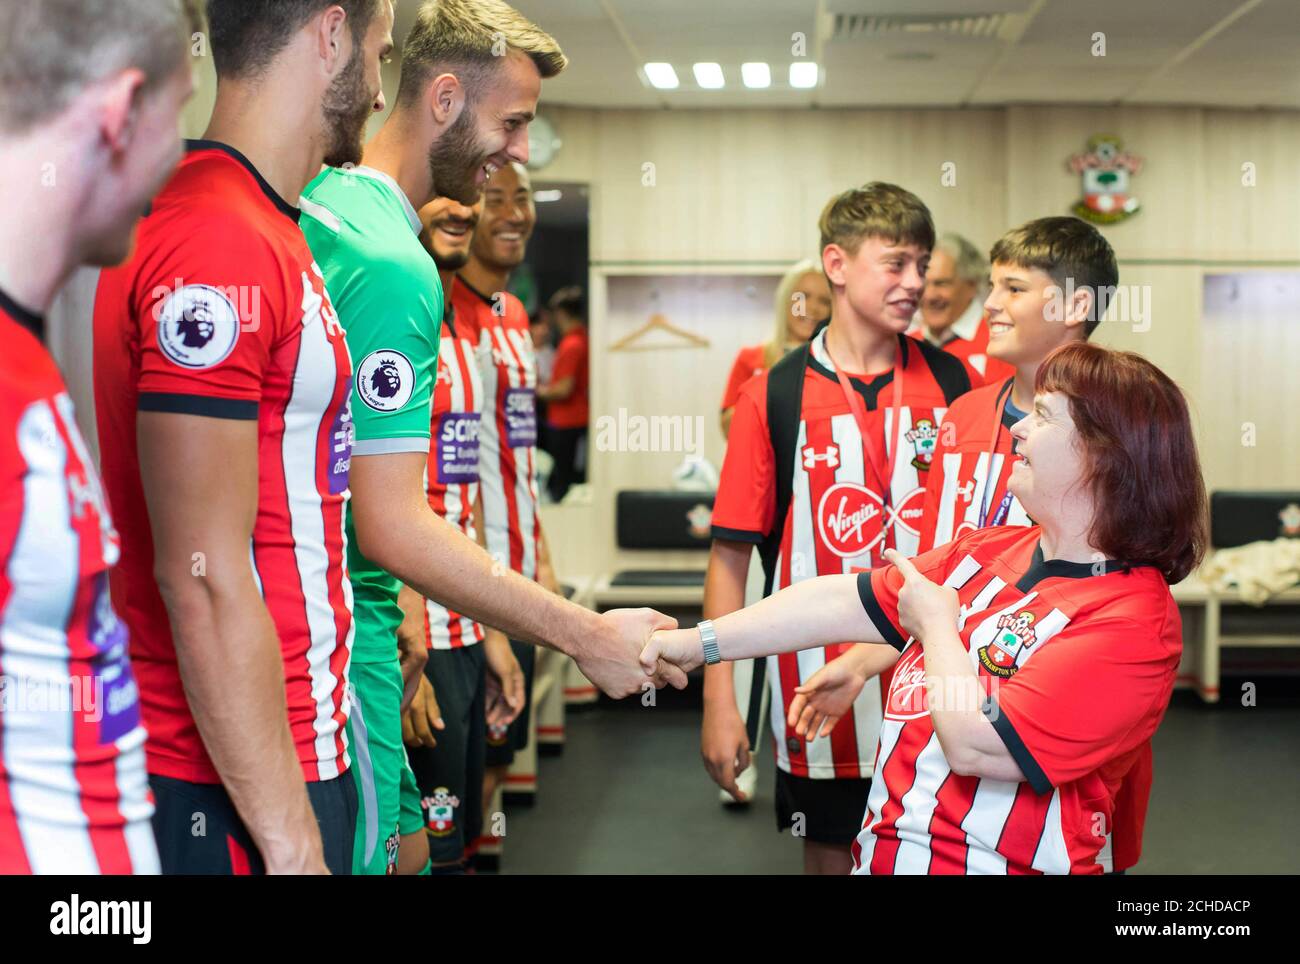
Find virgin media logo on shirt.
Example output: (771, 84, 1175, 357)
(885, 642, 928, 721)
(817, 482, 882, 558)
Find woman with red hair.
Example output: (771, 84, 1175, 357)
(643, 342, 1209, 874)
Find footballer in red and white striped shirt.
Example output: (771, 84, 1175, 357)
(94, 143, 356, 790)
(460, 280, 542, 583)
(426, 279, 487, 651)
(0, 296, 158, 874)
(0, 0, 199, 873)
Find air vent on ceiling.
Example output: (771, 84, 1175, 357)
(830, 13, 1010, 42)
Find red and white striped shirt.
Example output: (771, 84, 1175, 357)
(0, 294, 157, 873)
(424, 283, 485, 650)
(918, 378, 1031, 553)
(457, 280, 541, 582)
(854, 525, 1180, 874)
(713, 329, 971, 778)
(93, 142, 355, 784)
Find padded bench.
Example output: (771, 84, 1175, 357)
(1173, 490, 1300, 703)
(591, 491, 713, 609)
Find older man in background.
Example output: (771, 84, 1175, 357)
(911, 232, 1013, 386)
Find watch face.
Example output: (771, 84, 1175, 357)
(527, 115, 559, 170)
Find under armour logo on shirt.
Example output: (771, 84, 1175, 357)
(802, 444, 840, 470)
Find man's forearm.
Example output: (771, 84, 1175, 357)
(158, 575, 322, 869)
(396, 582, 426, 641)
(369, 509, 599, 657)
(536, 522, 560, 594)
(395, 583, 429, 707)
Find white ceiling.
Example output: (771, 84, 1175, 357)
(391, 0, 1300, 109)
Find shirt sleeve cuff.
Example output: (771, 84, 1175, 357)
(352, 436, 431, 456)
(983, 695, 1053, 795)
(710, 525, 764, 545)
(138, 393, 259, 420)
(855, 571, 907, 651)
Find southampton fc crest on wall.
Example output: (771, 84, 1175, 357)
(1067, 134, 1143, 224)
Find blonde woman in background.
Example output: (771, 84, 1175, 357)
(719, 259, 831, 437)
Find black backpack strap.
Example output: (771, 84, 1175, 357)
(910, 335, 972, 404)
(759, 336, 812, 595)
(744, 329, 815, 749)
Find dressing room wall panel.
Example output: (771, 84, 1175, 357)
(52, 59, 1300, 521)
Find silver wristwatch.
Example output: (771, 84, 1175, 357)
(698, 619, 721, 665)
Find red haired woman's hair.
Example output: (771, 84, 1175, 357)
(1036, 342, 1209, 584)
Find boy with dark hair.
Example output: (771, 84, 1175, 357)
(919, 216, 1120, 553)
(918, 216, 1144, 874)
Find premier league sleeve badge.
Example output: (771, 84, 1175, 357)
(156, 284, 241, 369)
(356, 348, 416, 412)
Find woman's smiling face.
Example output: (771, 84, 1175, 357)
(1007, 391, 1091, 521)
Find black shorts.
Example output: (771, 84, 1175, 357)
(150, 772, 357, 874)
(774, 769, 872, 846)
(484, 639, 535, 768)
(407, 644, 487, 865)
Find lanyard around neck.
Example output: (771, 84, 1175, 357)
(827, 334, 905, 508)
(977, 377, 1016, 529)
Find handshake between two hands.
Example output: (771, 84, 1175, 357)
(587, 606, 867, 757)
(574, 607, 704, 699)
(579, 548, 956, 758)
(583, 548, 957, 709)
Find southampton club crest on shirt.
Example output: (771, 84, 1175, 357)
(1067, 134, 1143, 225)
(424, 788, 460, 837)
(384, 828, 400, 875)
(978, 610, 1038, 678)
(905, 417, 939, 470)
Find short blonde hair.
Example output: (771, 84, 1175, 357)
(0, 0, 203, 135)
(396, 0, 566, 106)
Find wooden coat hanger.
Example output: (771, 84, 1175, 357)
(609, 312, 711, 352)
